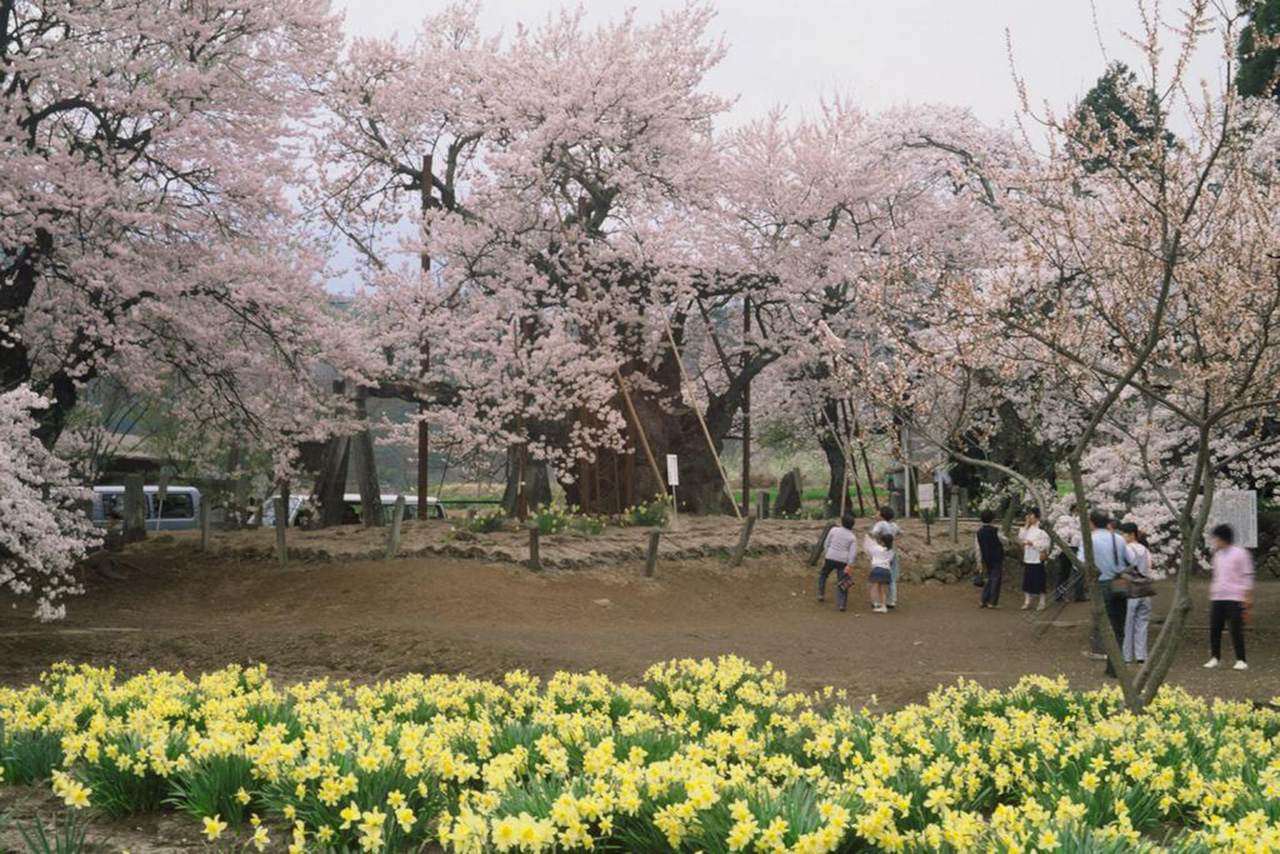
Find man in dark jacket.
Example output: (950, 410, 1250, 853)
(977, 510, 1005, 608)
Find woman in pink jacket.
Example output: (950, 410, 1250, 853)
(1204, 523, 1255, 672)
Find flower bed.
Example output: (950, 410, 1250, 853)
(1, 658, 1278, 852)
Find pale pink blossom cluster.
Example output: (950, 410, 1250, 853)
(0, 387, 98, 621)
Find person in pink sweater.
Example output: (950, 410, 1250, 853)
(1204, 523, 1255, 671)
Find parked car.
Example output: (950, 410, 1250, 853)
(91, 485, 202, 531)
(260, 493, 446, 527)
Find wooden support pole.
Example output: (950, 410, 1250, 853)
(418, 153, 433, 522)
(613, 368, 666, 495)
(385, 494, 406, 560)
(949, 487, 960, 544)
(662, 319, 742, 519)
(199, 499, 210, 553)
(741, 295, 752, 517)
(274, 497, 287, 566)
(644, 530, 661, 577)
(809, 522, 835, 567)
(527, 526, 542, 572)
(729, 515, 757, 568)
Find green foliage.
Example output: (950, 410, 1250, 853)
(625, 498, 668, 527)
(465, 510, 507, 534)
(534, 504, 571, 535)
(165, 754, 256, 826)
(571, 515, 607, 536)
(0, 722, 63, 786)
(77, 733, 179, 816)
(1072, 61, 1173, 173)
(17, 811, 88, 854)
(1238, 0, 1280, 102)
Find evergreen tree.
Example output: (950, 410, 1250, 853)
(1237, 0, 1280, 102)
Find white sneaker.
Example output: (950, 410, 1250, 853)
(1203, 658, 1220, 669)
(1234, 661, 1249, 671)
(873, 605, 887, 613)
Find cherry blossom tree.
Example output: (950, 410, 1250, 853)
(314, 2, 771, 513)
(849, 0, 1280, 709)
(1, 0, 352, 615)
(0, 0, 347, 447)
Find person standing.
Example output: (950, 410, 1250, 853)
(872, 506, 901, 610)
(1078, 510, 1131, 677)
(1204, 523, 1254, 671)
(977, 510, 1005, 608)
(818, 514, 857, 613)
(864, 530, 895, 614)
(1019, 507, 1051, 611)
(1119, 522, 1153, 665)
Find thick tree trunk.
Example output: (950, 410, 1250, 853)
(816, 399, 847, 517)
(315, 436, 351, 527)
(501, 446, 552, 516)
(352, 393, 382, 527)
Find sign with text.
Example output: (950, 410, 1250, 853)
(1212, 489, 1258, 549)
(666, 454, 679, 487)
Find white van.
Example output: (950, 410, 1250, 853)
(260, 493, 446, 527)
(91, 485, 202, 531)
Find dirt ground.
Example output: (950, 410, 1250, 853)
(3, 523, 1279, 852)
(3, 521, 1278, 704)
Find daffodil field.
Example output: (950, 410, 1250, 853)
(2, 658, 1279, 853)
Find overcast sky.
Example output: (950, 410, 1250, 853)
(335, 0, 1229, 127)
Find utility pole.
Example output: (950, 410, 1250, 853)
(417, 154, 433, 518)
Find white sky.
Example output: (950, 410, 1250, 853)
(336, 0, 1231, 128)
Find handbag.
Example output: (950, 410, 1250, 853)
(837, 571, 855, 592)
(1123, 571, 1156, 599)
(1115, 536, 1156, 599)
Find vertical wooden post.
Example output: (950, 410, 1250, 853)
(123, 474, 146, 543)
(418, 153, 433, 521)
(741, 295, 751, 517)
(274, 497, 287, 566)
(950, 487, 960, 544)
(528, 525, 542, 572)
(729, 515, 757, 568)
(385, 494, 406, 560)
(199, 498, 210, 553)
(644, 530, 661, 577)
(809, 522, 835, 567)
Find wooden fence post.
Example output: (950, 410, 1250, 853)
(808, 522, 835, 567)
(644, 530, 661, 577)
(729, 515, 757, 568)
(274, 497, 287, 566)
(949, 489, 960, 544)
(528, 526, 542, 572)
(385, 495, 406, 560)
(199, 499, 210, 553)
